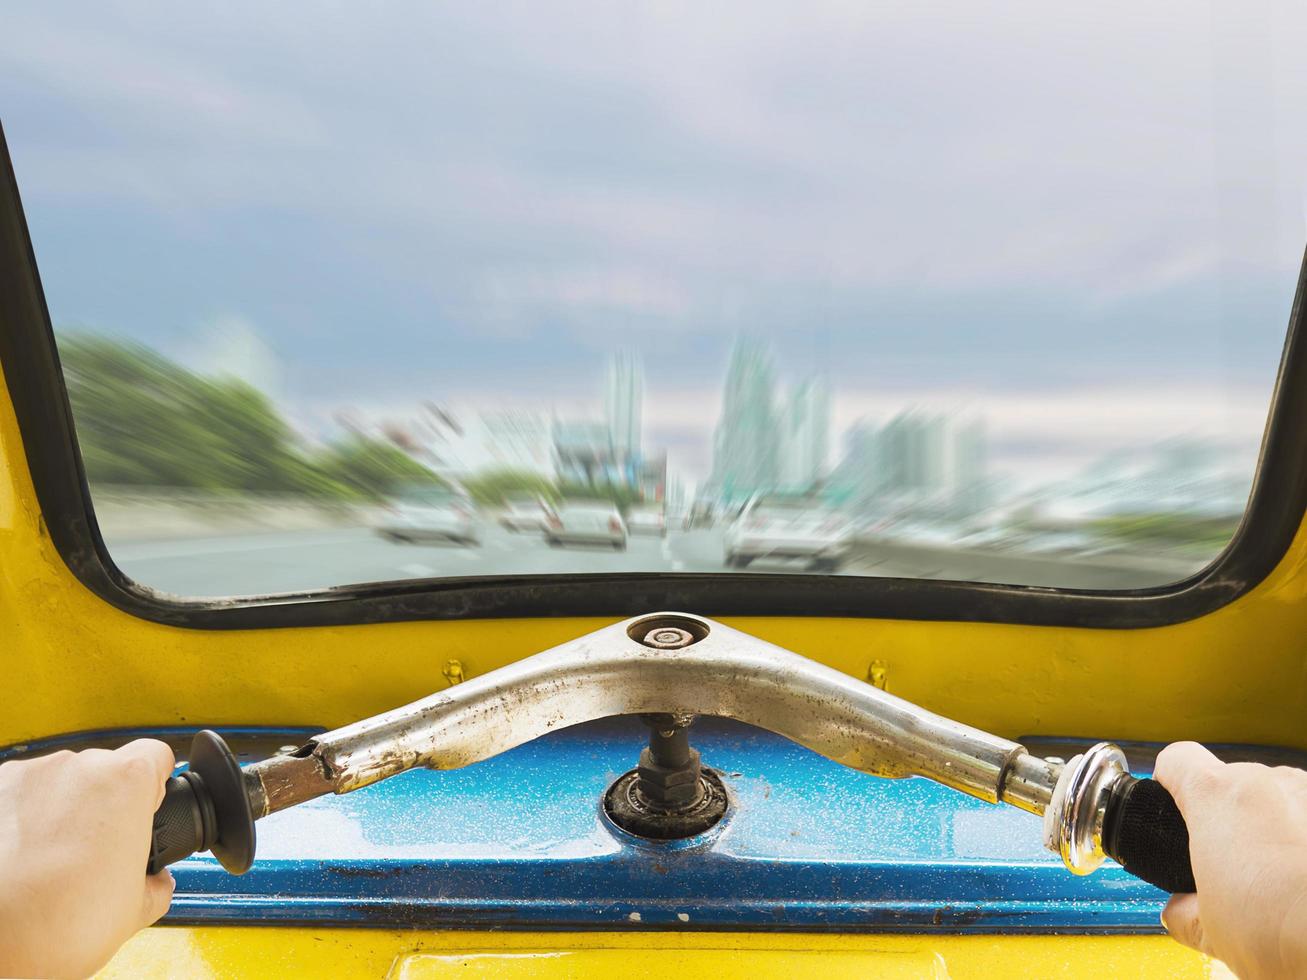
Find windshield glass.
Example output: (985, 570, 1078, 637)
(6, 2, 1304, 597)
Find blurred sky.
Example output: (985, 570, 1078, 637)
(3, 1, 1306, 483)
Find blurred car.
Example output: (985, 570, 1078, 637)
(625, 504, 667, 537)
(375, 485, 480, 545)
(546, 501, 627, 550)
(499, 495, 554, 532)
(724, 492, 853, 572)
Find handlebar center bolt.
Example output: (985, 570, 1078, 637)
(642, 627, 694, 649)
(603, 714, 728, 840)
(637, 723, 702, 809)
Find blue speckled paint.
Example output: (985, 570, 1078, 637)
(80, 717, 1171, 933)
(1, 718, 1182, 932)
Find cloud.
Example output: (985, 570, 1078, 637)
(458, 265, 694, 340)
(8, 0, 1304, 294)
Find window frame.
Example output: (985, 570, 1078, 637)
(4, 127, 1307, 631)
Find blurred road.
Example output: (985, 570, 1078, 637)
(108, 524, 1199, 598)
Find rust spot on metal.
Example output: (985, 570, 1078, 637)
(252, 752, 336, 816)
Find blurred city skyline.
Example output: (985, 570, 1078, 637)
(59, 323, 1255, 602)
(157, 321, 1262, 490)
(109, 321, 1255, 530)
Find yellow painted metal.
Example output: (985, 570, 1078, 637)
(2, 366, 1306, 751)
(98, 929, 1229, 979)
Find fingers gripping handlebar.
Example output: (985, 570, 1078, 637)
(147, 731, 255, 875)
(148, 613, 1194, 893)
(1042, 741, 1194, 893)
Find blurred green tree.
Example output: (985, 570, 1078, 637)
(462, 469, 558, 507)
(59, 334, 440, 501)
(314, 435, 446, 500)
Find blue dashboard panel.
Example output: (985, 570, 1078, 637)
(139, 718, 1171, 933)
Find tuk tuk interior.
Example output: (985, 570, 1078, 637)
(1, 6, 1305, 976)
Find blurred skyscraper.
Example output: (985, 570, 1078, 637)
(951, 417, 989, 515)
(830, 410, 988, 516)
(828, 421, 884, 505)
(780, 377, 831, 491)
(553, 419, 615, 486)
(880, 412, 949, 494)
(709, 338, 781, 503)
(605, 353, 644, 460)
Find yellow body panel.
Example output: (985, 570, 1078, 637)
(99, 929, 1227, 979)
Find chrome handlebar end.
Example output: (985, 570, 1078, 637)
(1043, 741, 1131, 876)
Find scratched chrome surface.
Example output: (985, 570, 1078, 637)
(167, 717, 1163, 932)
(249, 614, 1059, 819)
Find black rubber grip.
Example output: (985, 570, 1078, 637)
(1102, 777, 1196, 893)
(146, 730, 257, 876)
(147, 771, 216, 874)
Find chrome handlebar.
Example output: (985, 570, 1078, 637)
(239, 612, 1140, 880)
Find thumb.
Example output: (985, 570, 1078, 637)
(138, 869, 175, 929)
(1162, 892, 1210, 956)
